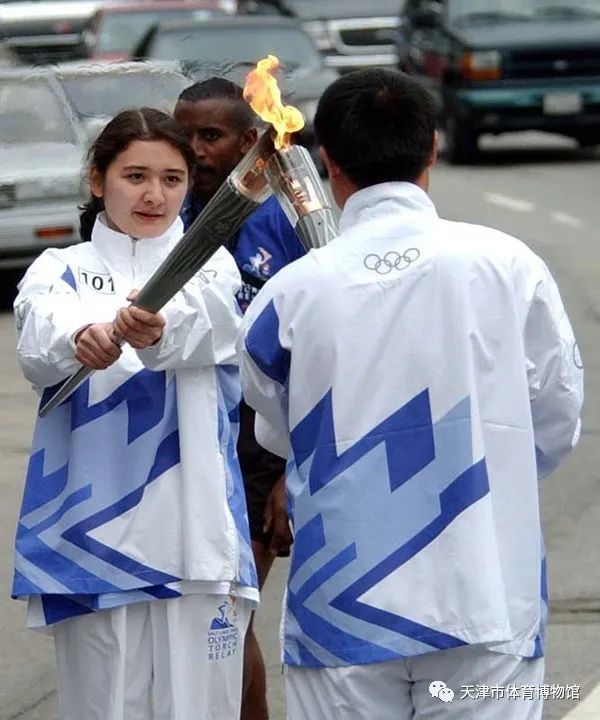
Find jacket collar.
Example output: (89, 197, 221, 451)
(91, 212, 184, 273)
(339, 182, 437, 233)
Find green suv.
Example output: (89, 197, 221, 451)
(398, 0, 600, 163)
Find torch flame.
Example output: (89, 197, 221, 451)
(243, 55, 305, 150)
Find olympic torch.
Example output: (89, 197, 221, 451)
(38, 55, 337, 417)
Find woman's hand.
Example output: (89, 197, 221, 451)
(75, 323, 121, 369)
(114, 289, 166, 350)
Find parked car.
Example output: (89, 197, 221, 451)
(81, 1, 227, 62)
(0, 0, 107, 65)
(0, 69, 85, 269)
(133, 15, 339, 159)
(53, 60, 190, 141)
(250, 0, 402, 73)
(398, 0, 600, 163)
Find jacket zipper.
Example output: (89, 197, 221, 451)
(131, 237, 138, 285)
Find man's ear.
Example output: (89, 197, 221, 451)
(241, 126, 259, 155)
(319, 146, 341, 180)
(89, 166, 104, 199)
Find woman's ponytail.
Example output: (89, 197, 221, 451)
(78, 195, 104, 242)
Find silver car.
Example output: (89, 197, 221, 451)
(0, 70, 85, 269)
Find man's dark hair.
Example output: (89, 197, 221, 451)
(177, 77, 255, 132)
(314, 69, 437, 188)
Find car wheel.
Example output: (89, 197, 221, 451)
(445, 115, 479, 165)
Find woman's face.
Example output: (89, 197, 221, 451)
(91, 139, 189, 238)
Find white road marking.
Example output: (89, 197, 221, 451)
(551, 212, 584, 229)
(563, 682, 600, 719)
(483, 192, 536, 213)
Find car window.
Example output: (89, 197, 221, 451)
(149, 25, 323, 71)
(0, 78, 78, 145)
(58, 69, 189, 118)
(96, 9, 221, 53)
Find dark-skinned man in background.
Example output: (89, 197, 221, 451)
(174, 77, 305, 720)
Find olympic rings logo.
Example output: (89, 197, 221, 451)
(363, 248, 420, 275)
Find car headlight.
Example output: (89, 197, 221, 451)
(303, 21, 333, 51)
(460, 50, 502, 80)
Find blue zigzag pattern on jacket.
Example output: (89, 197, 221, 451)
(292, 389, 435, 495)
(245, 299, 290, 386)
(39, 580, 184, 626)
(39, 370, 168, 444)
(284, 392, 490, 666)
(14, 370, 182, 598)
(61, 429, 181, 584)
(30, 485, 92, 536)
(329, 459, 489, 642)
(20, 450, 69, 517)
(13, 569, 44, 596)
(71, 371, 168, 443)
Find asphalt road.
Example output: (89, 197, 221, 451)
(0, 131, 599, 719)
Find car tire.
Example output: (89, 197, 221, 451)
(445, 115, 479, 165)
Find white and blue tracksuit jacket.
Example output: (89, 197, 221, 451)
(13, 214, 258, 628)
(239, 182, 583, 668)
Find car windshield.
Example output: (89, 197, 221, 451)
(149, 25, 322, 71)
(58, 68, 188, 118)
(96, 9, 221, 54)
(448, 0, 600, 23)
(0, 77, 78, 145)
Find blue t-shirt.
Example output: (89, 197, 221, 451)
(182, 193, 306, 313)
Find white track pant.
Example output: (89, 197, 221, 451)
(53, 593, 252, 720)
(287, 644, 544, 720)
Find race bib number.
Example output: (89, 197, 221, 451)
(78, 269, 115, 294)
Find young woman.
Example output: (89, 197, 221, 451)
(12, 108, 258, 720)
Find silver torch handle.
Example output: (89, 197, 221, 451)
(265, 144, 339, 251)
